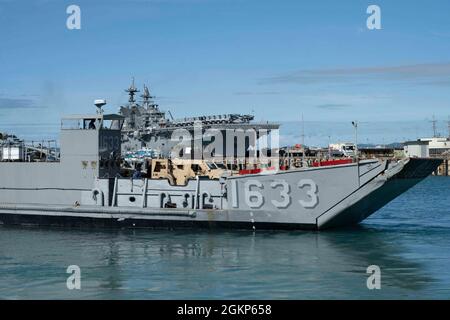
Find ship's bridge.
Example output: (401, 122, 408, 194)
(61, 113, 125, 131)
(60, 112, 125, 180)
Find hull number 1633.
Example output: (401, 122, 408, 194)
(230, 179, 319, 210)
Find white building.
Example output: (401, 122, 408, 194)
(419, 137, 450, 156)
(403, 140, 429, 158)
(1, 146, 24, 161)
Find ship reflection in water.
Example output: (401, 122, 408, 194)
(0, 176, 449, 299)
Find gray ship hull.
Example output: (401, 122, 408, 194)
(1, 94, 442, 231)
(0, 158, 441, 230)
(317, 157, 440, 228)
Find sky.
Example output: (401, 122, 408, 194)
(0, 0, 450, 145)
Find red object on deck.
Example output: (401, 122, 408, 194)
(312, 159, 353, 167)
(239, 168, 262, 175)
(238, 167, 276, 175)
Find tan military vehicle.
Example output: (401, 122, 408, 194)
(149, 159, 226, 185)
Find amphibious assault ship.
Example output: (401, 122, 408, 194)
(119, 79, 279, 158)
(0, 90, 442, 230)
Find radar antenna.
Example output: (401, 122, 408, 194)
(141, 84, 159, 110)
(125, 77, 139, 104)
(142, 85, 151, 102)
(141, 84, 153, 108)
(94, 99, 106, 114)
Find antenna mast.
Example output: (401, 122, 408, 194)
(431, 115, 438, 138)
(141, 85, 151, 108)
(125, 77, 139, 105)
(141, 84, 159, 110)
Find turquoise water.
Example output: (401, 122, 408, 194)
(1, 176, 449, 299)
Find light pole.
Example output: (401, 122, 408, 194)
(352, 121, 358, 161)
(301, 114, 306, 167)
(328, 135, 331, 159)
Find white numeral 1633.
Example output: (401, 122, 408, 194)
(231, 179, 319, 209)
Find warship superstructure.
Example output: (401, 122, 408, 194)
(0, 88, 443, 230)
(119, 79, 279, 158)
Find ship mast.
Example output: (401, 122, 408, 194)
(141, 84, 158, 110)
(125, 77, 139, 105)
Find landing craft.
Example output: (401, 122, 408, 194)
(0, 85, 442, 230)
